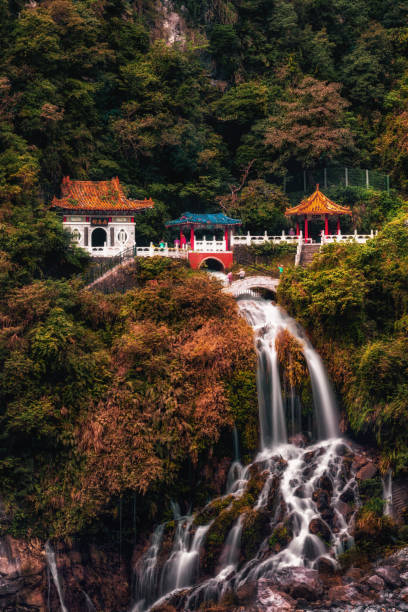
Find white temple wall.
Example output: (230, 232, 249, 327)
(63, 216, 136, 257)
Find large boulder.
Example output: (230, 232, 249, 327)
(375, 565, 401, 588)
(256, 579, 295, 611)
(273, 568, 323, 601)
(328, 584, 371, 606)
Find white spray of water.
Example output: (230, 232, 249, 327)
(45, 541, 68, 612)
(383, 469, 393, 517)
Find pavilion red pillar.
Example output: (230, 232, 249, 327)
(190, 226, 195, 251)
(296, 220, 300, 236)
(304, 216, 309, 241)
(337, 217, 341, 235)
(224, 228, 229, 250)
(325, 213, 329, 236)
(180, 230, 183, 246)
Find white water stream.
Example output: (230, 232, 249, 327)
(131, 299, 356, 611)
(45, 541, 68, 612)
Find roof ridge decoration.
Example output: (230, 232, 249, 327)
(52, 177, 154, 212)
(285, 184, 352, 216)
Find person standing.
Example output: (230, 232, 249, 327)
(227, 271, 233, 285)
(239, 268, 245, 279)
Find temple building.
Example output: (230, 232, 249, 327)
(52, 176, 154, 257)
(285, 185, 352, 242)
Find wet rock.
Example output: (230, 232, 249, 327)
(235, 581, 257, 604)
(344, 567, 364, 583)
(274, 567, 324, 601)
(288, 433, 308, 448)
(375, 565, 401, 587)
(401, 586, 408, 602)
(356, 462, 378, 480)
(335, 443, 348, 456)
(309, 518, 331, 542)
(256, 579, 295, 611)
(294, 485, 308, 498)
(315, 556, 336, 574)
(313, 488, 330, 512)
(351, 455, 369, 471)
(335, 500, 353, 522)
(328, 584, 370, 606)
(339, 487, 355, 504)
(366, 575, 385, 591)
(401, 571, 408, 584)
(0, 576, 22, 596)
(316, 474, 333, 494)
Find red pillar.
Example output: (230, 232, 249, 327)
(224, 228, 229, 250)
(325, 213, 329, 236)
(304, 216, 309, 242)
(190, 226, 195, 251)
(180, 230, 183, 246)
(296, 220, 300, 236)
(337, 217, 341, 235)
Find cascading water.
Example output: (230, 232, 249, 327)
(45, 541, 68, 612)
(131, 298, 358, 611)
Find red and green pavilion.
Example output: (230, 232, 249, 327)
(285, 185, 352, 241)
(165, 212, 242, 251)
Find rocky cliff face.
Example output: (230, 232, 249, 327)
(0, 537, 129, 611)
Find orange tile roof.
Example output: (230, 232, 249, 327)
(51, 176, 154, 211)
(285, 185, 352, 217)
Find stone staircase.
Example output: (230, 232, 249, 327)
(392, 479, 408, 522)
(300, 243, 321, 267)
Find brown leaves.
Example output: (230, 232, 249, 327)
(275, 329, 308, 388)
(265, 76, 354, 170)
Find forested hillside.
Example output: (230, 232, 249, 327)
(2, 0, 408, 248)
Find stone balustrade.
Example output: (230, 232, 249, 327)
(321, 230, 378, 245)
(231, 231, 300, 247)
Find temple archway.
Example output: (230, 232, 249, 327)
(199, 257, 225, 271)
(92, 227, 107, 247)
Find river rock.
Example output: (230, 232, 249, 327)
(356, 462, 378, 480)
(274, 568, 323, 601)
(328, 584, 370, 606)
(315, 556, 336, 574)
(313, 488, 330, 512)
(288, 433, 308, 447)
(400, 586, 408, 602)
(256, 579, 295, 611)
(309, 518, 331, 542)
(375, 565, 401, 587)
(0, 576, 22, 596)
(316, 474, 333, 494)
(366, 575, 385, 591)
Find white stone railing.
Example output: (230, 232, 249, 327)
(136, 243, 188, 259)
(194, 236, 227, 252)
(321, 230, 378, 245)
(231, 231, 301, 247)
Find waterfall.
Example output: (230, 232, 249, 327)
(131, 299, 356, 611)
(239, 299, 339, 448)
(219, 515, 244, 569)
(383, 470, 393, 517)
(45, 542, 68, 612)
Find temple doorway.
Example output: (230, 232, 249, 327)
(92, 227, 107, 247)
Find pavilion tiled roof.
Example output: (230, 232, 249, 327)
(166, 212, 241, 229)
(51, 176, 154, 211)
(285, 185, 352, 216)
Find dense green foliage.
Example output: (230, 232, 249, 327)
(3, 0, 408, 551)
(2, 0, 408, 238)
(0, 259, 257, 537)
(278, 211, 408, 471)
